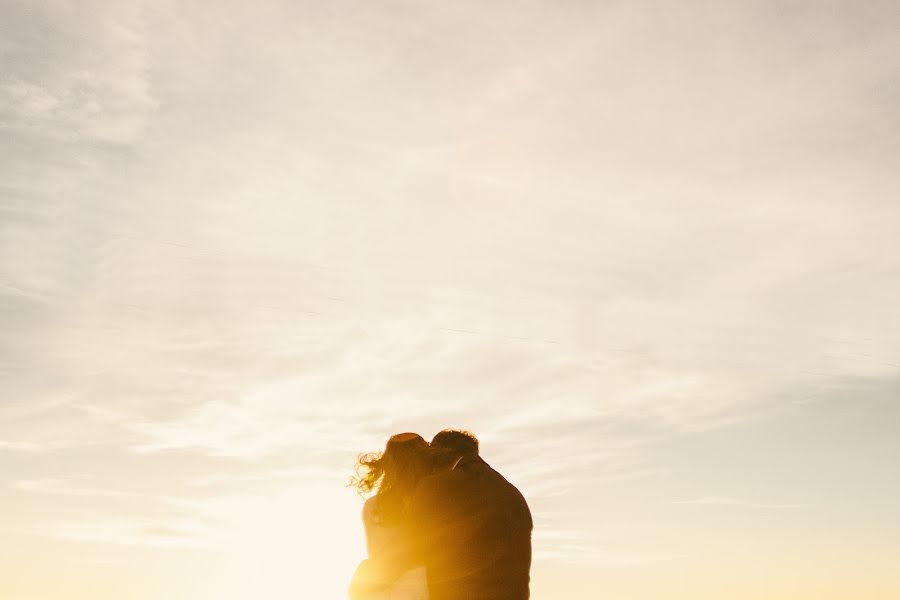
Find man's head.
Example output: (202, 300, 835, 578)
(430, 429, 479, 457)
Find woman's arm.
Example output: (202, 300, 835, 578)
(351, 496, 421, 598)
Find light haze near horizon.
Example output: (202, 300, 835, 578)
(1, 1, 899, 599)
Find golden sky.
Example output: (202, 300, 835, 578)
(1, 1, 899, 599)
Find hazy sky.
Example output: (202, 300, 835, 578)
(1, 1, 899, 599)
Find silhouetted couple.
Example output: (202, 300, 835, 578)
(349, 430, 532, 600)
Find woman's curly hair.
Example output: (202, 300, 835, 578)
(351, 432, 431, 524)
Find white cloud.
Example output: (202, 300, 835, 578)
(0, 1, 156, 144)
(0, 440, 44, 453)
(671, 496, 808, 510)
(1, 3, 898, 594)
(36, 516, 210, 548)
(534, 528, 686, 565)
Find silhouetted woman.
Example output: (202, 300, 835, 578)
(349, 432, 431, 600)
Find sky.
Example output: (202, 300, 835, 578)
(1, 0, 899, 598)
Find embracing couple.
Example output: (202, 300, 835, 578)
(349, 430, 532, 600)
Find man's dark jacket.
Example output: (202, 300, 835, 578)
(407, 455, 532, 600)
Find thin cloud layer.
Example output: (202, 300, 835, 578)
(1, 1, 899, 598)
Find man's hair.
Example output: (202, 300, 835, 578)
(430, 429, 479, 457)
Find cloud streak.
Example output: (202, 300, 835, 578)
(671, 496, 809, 510)
(1, 1, 899, 596)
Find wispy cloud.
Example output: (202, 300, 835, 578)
(0, 1, 156, 144)
(534, 528, 686, 565)
(671, 496, 809, 510)
(35, 517, 210, 548)
(0, 440, 44, 453)
(1, 2, 898, 597)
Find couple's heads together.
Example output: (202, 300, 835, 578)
(388, 429, 478, 458)
(352, 430, 479, 511)
(382, 429, 479, 471)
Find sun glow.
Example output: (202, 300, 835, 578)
(200, 483, 364, 600)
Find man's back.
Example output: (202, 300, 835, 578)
(410, 456, 532, 600)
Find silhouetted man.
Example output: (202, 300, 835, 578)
(412, 430, 532, 599)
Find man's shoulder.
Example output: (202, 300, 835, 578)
(417, 458, 529, 506)
(478, 460, 533, 523)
